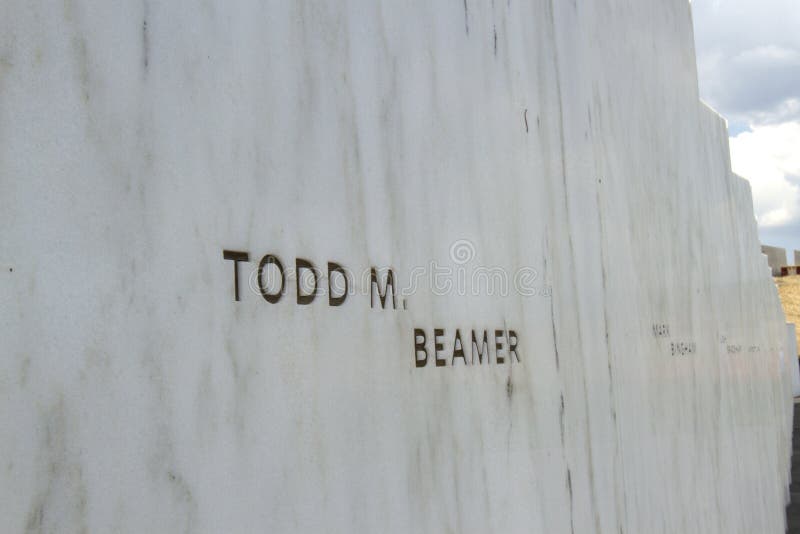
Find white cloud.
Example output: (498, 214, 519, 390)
(729, 122, 800, 227)
(692, 0, 800, 248)
(692, 0, 800, 124)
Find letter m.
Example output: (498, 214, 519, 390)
(371, 267, 396, 309)
(472, 330, 490, 364)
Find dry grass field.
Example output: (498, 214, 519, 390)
(776, 275, 800, 351)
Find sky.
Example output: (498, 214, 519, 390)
(691, 0, 800, 262)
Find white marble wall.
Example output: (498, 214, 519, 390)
(788, 324, 800, 397)
(0, 1, 792, 533)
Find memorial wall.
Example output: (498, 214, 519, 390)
(0, 1, 794, 532)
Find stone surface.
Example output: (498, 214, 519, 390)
(789, 324, 800, 397)
(763, 245, 788, 276)
(795, 250, 800, 266)
(0, 1, 793, 533)
(786, 401, 800, 534)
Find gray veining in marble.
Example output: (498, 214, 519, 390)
(0, 1, 793, 533)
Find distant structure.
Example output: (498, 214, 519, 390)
(795, 250, 800, 266)
(762, 245, 787, 276)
